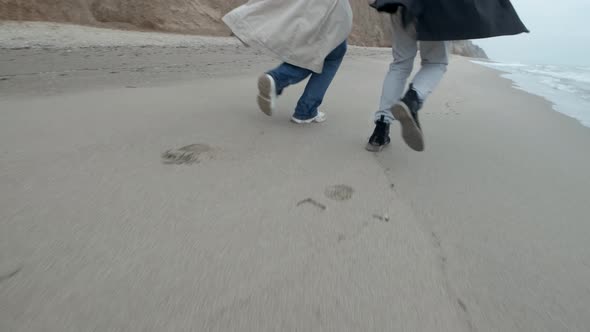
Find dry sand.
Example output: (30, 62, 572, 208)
(1, 23, 590, 332)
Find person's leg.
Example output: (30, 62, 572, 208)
(411, 41, 449, 101)
(390, 41, 448, 151)
(374, 13, 419, 124)
(367, 12, 418, 152)
(268, 63, 313, 95)
(291, 40, 348, 122)
(257, 63, 312, 116)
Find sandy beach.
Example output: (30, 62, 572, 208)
(1, 23, 590, 332)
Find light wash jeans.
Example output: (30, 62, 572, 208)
(267, 41, 347, 121)
(375, 12, 449, 123)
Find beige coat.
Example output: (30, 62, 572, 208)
(222, 0, 353, 73)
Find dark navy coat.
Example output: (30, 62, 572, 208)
(370, 0, 529, 41)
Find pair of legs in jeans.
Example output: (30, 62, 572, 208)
(257, 41, 347, 123)
(367, 11, 449, 151)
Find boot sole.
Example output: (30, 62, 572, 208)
(392, 102, 424, 152)
(257, 75, 274, 116)
(365, 142, 388, 152)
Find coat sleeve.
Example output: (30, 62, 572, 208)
(369, 0, 400, 13)
(370, 0, 416, 28)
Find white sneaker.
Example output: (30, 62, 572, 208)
(257, 74, 277, 116)
(291, 111, 327, 124)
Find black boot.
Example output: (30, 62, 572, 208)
(392, 86, 425, 151)
(366, 115, 391, 152)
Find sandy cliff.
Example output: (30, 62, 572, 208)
(0, 0, 486, 57)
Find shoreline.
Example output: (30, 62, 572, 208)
(471, 59, 590, 129)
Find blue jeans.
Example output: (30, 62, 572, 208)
(267, 41, 347, 120)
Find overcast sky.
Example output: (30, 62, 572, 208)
(475, 0, 590, 66)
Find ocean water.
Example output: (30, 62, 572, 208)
(472, 61, 590, 128)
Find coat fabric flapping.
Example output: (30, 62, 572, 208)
(370, 0, 528, 41)
(223, 0, 353, 73)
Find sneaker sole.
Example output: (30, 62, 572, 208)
(392, 102, 424, 152)
(291, 113, 326, 124)
(257, 75, 273, 116)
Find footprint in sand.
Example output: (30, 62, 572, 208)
(297, 198, 327, 211)
(0, 265, 22, 283)
(457, 298, 468, 313)
(161, 143, 214, 165)
(372, 214, 390, 222)
(444, 98, 465, 115)
(324, 184, 354, 201)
